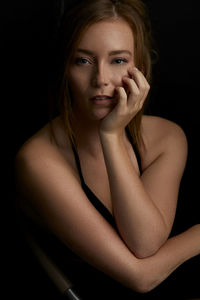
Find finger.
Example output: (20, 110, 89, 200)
(122, 76, 148, 111)
(128, 68, 150, 104)
(122, 76, 140, 99)
(128, 67, 150, 92)
(115, 86, 127, 108)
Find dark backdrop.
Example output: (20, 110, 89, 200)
(2, 0, 199, 297)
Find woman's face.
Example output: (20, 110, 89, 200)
(68, 18, 135, 121)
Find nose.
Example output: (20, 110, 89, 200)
(91, 63, 109, 87)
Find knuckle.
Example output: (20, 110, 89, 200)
(141, 83, 150, 92)
(119, 87, 127, 98)
(133, 89, 140, 97)
(146, 83, 150, 90)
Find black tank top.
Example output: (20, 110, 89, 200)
(18, 129, 142, 299)
(71, 128, 142, 229)
(20, 130, 200, 299)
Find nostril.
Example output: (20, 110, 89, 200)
(91, 72, 109, 87)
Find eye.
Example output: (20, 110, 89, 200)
(75, 57, 91, 65)
(112, 58, 128, 65)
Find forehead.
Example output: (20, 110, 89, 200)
(77, 19, 134, 53)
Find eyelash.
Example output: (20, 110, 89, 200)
(112, 58, 128, 64)
(75, 57, 128, 65)
(75, 57, 91, 65)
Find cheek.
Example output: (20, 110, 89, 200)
(111, 65, 132, 86)
(68, 70, 88, 95)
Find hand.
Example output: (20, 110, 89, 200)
(100, 68, 150, 135)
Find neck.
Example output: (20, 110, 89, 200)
(71, 113, 103, 158)
(71, 111, 128, 158)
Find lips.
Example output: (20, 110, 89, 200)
(90, 95, 115, 105)
(91, 95, 113, 101)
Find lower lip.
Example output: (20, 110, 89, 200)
(91, 98, 115, 105)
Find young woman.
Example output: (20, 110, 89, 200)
(15, 0, 200, 298)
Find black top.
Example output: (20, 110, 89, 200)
(19, 129, 200, 299)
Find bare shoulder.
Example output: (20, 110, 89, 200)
(141, 115, 187, 143)
(141, 115, 188, 169)
(15, 117, 84, 227)
(16, 117, 74, 167)
(15, 117, 79, 197)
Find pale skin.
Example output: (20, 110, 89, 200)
(15, 19, 200, 293)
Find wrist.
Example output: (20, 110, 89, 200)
(99, 130, 125, 147)
(99, 128, 125, 140)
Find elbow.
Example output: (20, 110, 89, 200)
(132, 270, 158, 294)
(135, 278, 157, 294)
(132, 234, 168, 259)
(133, 265, 161, 294)
(133, 243, 162, 259)
(132, 231, 168, 259)
(130, 241, 169, 292)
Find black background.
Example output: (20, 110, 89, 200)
(2, 0, 199, 297)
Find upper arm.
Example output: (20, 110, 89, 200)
(15, 141, 141, 291)
(141, 118, 188, 234)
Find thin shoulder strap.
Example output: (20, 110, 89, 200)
(71, 142, 85, 186)
(125, 127, 142, 174)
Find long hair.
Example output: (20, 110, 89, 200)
(49, 0, 154, 152)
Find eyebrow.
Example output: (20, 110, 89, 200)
(77, 49, 132, 56)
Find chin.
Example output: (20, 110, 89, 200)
(91, 107, 112, 120)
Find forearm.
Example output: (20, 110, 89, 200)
(100, 131, 168, 257)
(137, 224, 200, 292)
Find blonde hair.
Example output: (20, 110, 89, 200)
(50, 0, 154, 152)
